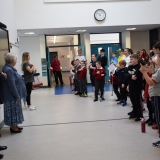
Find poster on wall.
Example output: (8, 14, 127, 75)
(44, 0, 150, 2)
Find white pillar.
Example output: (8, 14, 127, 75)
(80, 33, 91, 83)
(121, 31, 131, 49)
(39, 35, 48, 86)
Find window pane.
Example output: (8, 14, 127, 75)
(90, 33, 119, 44)
(46, 35, 78, 47)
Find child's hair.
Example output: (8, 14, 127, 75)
(119, 60, 126, 66)
(91, 53, 97, 57)
(129, 48, 133, 55)
(96, 61, 101, 65)
(120, 49, 124, 52)
(130, 54, 140, 60)
(71, 60, 75, 66)
(153, 41, 160, 50)
(112, 52, 117, 55)
(145, 61, 151, 66)
(153, 42, 160, 57)
(100, 49, 105, 52)
(76, 59, 79, 61)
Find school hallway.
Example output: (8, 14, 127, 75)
(0, 85, 160, 160)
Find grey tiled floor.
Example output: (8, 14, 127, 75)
(1, 89, 160, 160)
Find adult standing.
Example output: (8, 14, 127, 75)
(124, 48, 131, 67)
(88, 54, 97, 91)
(0, 72, 7, 160)
(140, 49, 149, 61)
(3, 53, 26, 133)
(97, 49, 107, 98)
(51, 55, 64, 86)
(97, 49, 107, 69)
(22, 52, 36, 111)
(75, 48, 86, 62)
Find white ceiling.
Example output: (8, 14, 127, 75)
(17, 24, 160, 37)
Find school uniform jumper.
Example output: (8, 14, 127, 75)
(77, 67, 87, 94)
(92, 67, 106, 99)
(110, 73, 121, 100)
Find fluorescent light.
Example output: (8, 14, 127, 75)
(24, 32, 35, 35)
(126, 28, 136, 30)
(76, 30, 87, 33)
(53, 36, 56, 44)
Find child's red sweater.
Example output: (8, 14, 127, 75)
(144, 73, 152, 98)
(77, 67, 87, 79)
(110, 73, 118, 84)
(92, 67, 106, 81)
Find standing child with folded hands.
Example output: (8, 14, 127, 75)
(92, 61, 106, 102)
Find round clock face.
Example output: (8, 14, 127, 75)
(94, 9, 106, 21)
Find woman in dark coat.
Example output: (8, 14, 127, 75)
(2, 53, 27, 133)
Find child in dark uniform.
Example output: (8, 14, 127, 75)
(115, 60, 128, 106)
(125, 54, 143, 121)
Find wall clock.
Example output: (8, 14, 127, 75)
(94, 9, 106, 21)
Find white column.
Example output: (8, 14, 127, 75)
(80, 33, 91, 83)
(121, 31, 131, 49)
(39, 35, 48, 86)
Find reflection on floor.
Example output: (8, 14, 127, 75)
(52, 71, 112, 95)
(54, 83, 112, 95)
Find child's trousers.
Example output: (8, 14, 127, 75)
(80, 79, 87, 94)
(95, 80, 104, 99)
(151, 96, 160, 137)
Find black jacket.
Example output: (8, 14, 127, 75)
(115, 67, 127, 84)
(98, 55, 107, 68)
(0, 73, 5, 104)
(125, 64, 143, 86)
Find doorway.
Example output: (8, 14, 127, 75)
(91, 43, 121, 80)
(50, 52, 58, 64)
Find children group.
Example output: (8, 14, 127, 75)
(70, 43, 160, 148)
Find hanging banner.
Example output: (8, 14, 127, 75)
(44, 0, 149, 2)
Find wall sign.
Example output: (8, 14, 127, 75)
(44, 0, 150, 2)
(61, 55, 65, 58)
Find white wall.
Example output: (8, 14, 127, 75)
(19, 36, 44, 84)
(15, 0, 160, 30)
(0, 0, 21, 72)
(49, 47, 70, 71)
(0, 0, 19, 126)
(130, 31, 149, 53)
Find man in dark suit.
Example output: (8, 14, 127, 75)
(98, 49, 107, 69)
(0, 72, 7, 160)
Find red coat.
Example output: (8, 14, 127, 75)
(51, 60, 61, 72)
(140, 54, 149, 61)
(77, 67, 87, 79)
(144, 73, 152, 98)
(92, 68, 106, 81)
